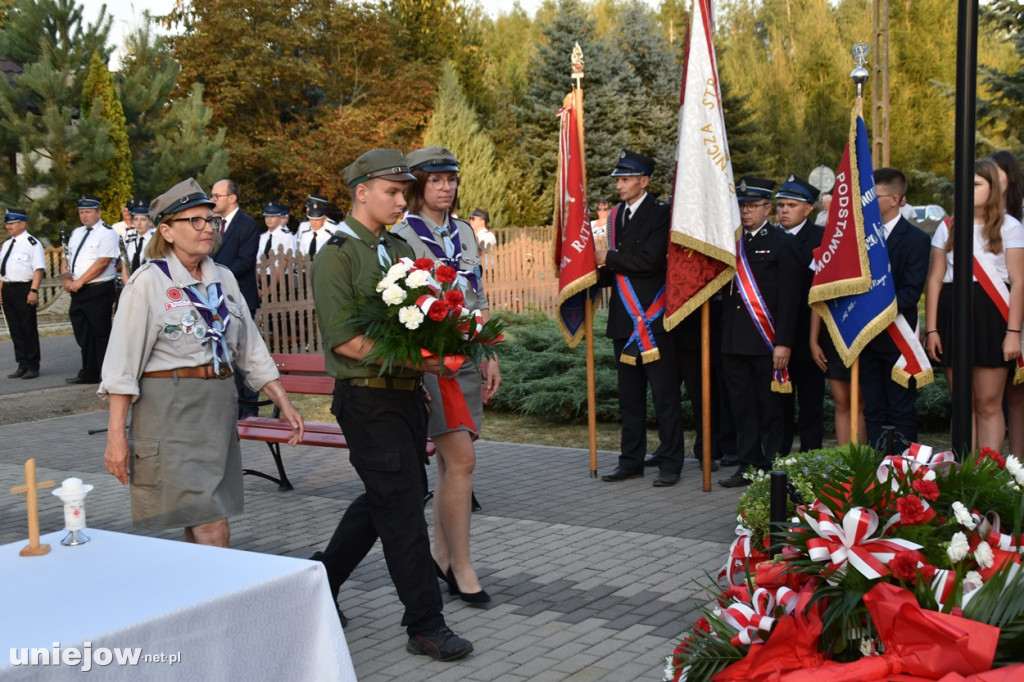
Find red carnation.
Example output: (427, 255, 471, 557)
(911, 478, 940, 502)
(983, 447, 1007, 468)
(444, 289, 465, 309)
(435, 264, 457, 283)
(896, 494, 930, 525)
(413, 258, 434, 271)
(889, 550, 920, 582)
(428, 300, 448, 321)
(694, 616, 711, 633)
(919, 563, 937, 581)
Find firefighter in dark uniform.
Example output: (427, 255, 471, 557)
(595, 149, 685, 487)
(774, 174, 826, 453)
(718, 177, 802, 487)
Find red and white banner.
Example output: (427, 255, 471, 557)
(663, 0, 737, 329)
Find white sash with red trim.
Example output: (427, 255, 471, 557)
(885, 314, 933, 388)
(734, 237, 791, 393)
(973, 254, 1024, 384)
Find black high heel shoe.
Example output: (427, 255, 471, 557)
(434, 560, 455, 593)
(447, 567, 491, 605)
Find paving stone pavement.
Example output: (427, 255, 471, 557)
(0, 410, 745, 681)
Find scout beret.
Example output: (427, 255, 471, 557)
(736, 176, 776, 202)
(407, 146, 460, 174)
(344, 149, 416, 187)
(150, 178, 216, 225)
(775, 175, 820, 204)
(610, 149, 655, 177)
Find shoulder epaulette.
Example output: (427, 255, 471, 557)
(101, 222, 113, 229)
(27, 236, 37, 245)
(326, 234, 347, 247)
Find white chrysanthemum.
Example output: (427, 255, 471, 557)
(974, 541, 994, 569)
(952, 501, 977, 530)
(947, 531, 970, 562)
(382, 284, 406, 306)
(963, 570, 984, 593)
(398, 305, 424, 330)
(387, 261, 412, 279)
(375, 276, 396, 292)
(405, 269, 431, 288)
(1006, 455, 1024, 486)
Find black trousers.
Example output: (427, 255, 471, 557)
(779, 342, 825, 453)
(69, 280, 115, 381)
(2, 282, 40, 371)
(723, 353, 784, 469)
(860, 347, 918, 449)
(614, 333, 684, 474)
(319, 380, 444, 635)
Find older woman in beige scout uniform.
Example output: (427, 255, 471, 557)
(99, 178, 304, 547)
(391, 146, 500, 605)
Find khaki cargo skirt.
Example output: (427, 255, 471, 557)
(128, 375, 242, 530)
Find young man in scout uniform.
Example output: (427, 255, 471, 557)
(774, 174, 826, 453)
(718, 177, 802, 487)
(310, 149, 473, 662)
(594, 149, 685, 488)
(0, 208, 45, 379)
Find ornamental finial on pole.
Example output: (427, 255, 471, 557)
(851, 42, 870, 98)
(571, 42, 584, 87)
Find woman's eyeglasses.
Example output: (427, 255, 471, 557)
(427, 176, 460, 189)
(168, 216, 225, 231)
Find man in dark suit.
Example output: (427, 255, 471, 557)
(595, 149, 684, 487)
(774, 175, 826, 453)
(211, 178, 261, 417)
(719, 177, 803, 487)
(859, 168, 930, 448)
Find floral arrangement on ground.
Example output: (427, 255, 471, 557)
(666, 443, 1024, 681)
(342, 257, 504, 374)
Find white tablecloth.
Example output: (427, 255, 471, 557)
(0, 529, 356, 681)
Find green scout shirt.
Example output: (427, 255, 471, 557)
(311, 215, 420, 380)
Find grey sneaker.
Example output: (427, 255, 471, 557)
(406, 626, 473, 661)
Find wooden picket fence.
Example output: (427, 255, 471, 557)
(252, 226, 563, 353)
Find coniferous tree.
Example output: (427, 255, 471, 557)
(82, 51, 132, 224)
(144, 85, 229, 198)
(0, 0, 112, 236)
(980, 0, 1024, 154)
(424, 62, 511, 227)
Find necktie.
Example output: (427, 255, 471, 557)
(624, 207, 632, 224)
(0, 239, 13, 277)
(131, 239, 142, 272)
(71, 227, 92, 273)
(220, 218, 227, 236)
(309, 232, 318, 258)
(438, 227, 455, 259)
(263, 234, 273, 258)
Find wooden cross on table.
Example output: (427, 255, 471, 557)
(10, 458, 56, 556)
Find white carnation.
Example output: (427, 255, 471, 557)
(963, 570, 984, 593)
(405, 269, 431, 288)
(387, 261, 411, 279)
(974, 541, 994, 569)
(375, 276, 396, 292)
(952, 501, 977, 530)
(947, 531, 970, 563)
(398, 305, 424, 330)
(381, 284, 406, 306)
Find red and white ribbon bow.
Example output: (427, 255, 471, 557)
(876, 443, 956, 489)
(800, 501, 922, 580)
(720, 587, 788, 646)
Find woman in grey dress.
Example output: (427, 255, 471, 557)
(99, 178, 304, 547)
(392, 146, 500, 604)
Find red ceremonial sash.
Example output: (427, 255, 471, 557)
(884, 314, 933, 388)
(734, 237, 791, 393)
(973, 255, 1024, 383)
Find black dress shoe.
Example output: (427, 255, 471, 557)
(720, 455, 741, 467)
(66, 376, 99, 384)
(21, 369, 39, 379)
(447, 567, 491, 605)
(718, 469, 751, 488)
(653, 472, 680, 487)
(601, 467, 643, 482)
(643, 456, 660, 468)
(407, 626, 473, 661)
(7, 367, 25, 378)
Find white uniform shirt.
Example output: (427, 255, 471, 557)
(68, 222, 119, 282)
(258, 228, 296, 260)
(932, 215, 1024, 283)
(298, 226, 331, 259)
(98, 251, 279, 400)
(0, 231, 46, 282)
(124, 230, 154, 272)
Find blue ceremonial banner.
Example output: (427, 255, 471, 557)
(809, 112, 896, 365)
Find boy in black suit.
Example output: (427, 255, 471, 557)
(595, 150, 685, 487)
(860, 168, 930, 448)
(719, 177, 802, 487)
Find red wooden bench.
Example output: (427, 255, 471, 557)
(237, 353, 436, 491)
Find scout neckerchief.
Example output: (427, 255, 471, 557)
(404, 214, 481, 293)
(335, 220, 392, 268)
(734, 232, 792, 393)
(152, 259, 233, 377)
(606, 202, 666, 365)
(973, 251, 1024, 384)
